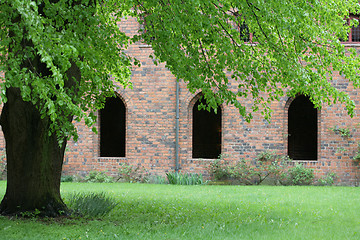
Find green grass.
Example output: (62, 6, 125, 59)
(0, 181, 360, 239)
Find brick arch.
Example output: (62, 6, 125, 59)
(187, 92, 224, 113)
(114, 90, 130, 109)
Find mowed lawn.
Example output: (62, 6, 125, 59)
(0, 181, 359, 239)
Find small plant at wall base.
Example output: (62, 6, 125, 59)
(166, 172, 205, 185)
(146, 175, 167, 184)
(61, 175, 74, 182)
(117, 163, 149, 183)
(207, 152, 317, 186)
(84, 171, 114, 183)
(0, 149, 6, 180)
(227, 159, 256, 185)
(208, 154, 231, 181)
(256, 150, 277, 162)
(253, 155, 292, 185)
(317, 172, 338, 186)
(211, 152, 292, 185)
(281, 163, 315, 185)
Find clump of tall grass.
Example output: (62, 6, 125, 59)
(66, 192, 118, 217)
(166, 172, 205, 185)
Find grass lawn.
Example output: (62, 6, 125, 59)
(0, 181, 359, 239)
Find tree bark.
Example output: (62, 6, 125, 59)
(0, 87, 69, 217)
(0, 0, 89, 217)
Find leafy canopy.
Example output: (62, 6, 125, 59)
(0, 0, 360, 140)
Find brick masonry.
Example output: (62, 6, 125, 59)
(1, 17, 360, 185)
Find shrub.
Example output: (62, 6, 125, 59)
(0, 162, 6, 180)
(66, 192, 118, 217)
(117, 163, 149, 183)
(282, 163, 315, 185)
(317, 172, 338, 186)
(166, 172, 204, 185)
(61, 175, 74, 182)
(228, 154, 291, 185)
(256, 150, 277, 162)
(208, 153, 293, 185)
(208, 155, 231, 180)
(84, 171, 114, 183)
(147, 175, 167, 184)
(228, 159, 256, 185)
(0, 150, 6, 180)
(258, 155, 292, 185)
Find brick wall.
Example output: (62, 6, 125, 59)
(1, 18, 359, 185)
(61, 17, 360, 185)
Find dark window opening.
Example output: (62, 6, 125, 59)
(288, 95, 317, 160)
(352, 20, 360, 42)
(192, 98, 221, 159)
(341, 16, 360, 43)
(100, 97, 126, 157)
(239, 21, 250, 42)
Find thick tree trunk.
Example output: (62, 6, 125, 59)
(0, 87, 69, 217)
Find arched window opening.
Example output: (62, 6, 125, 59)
(100, 97, 126, 157)
(288, 95, 317, 160)
(192, 98, 222, 159)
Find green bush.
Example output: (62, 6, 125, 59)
(166, 172, 204, 185)
(317, 172, 338, 186)
(117, 163, 149, 183)
(228, 160, 256, 185)
(282, 163, 315, 185)
(0, 162, 6, 180)
(66, 192, 118, 217)
(257, 155, 292, 185)
(61, 175, 74, 182)
(208, 155, 231, 180)
(211, 153, 291, 185)
(84, 171, 114, 183)
(256, 150, 277, 162)
(147, 175, 167, 184)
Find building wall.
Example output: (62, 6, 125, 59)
(1, 17, 359, 185)
(61, 17, 360, 185)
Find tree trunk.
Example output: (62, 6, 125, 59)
(0, 87, 69, 217)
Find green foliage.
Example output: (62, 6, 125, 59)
(166, 172, 204, 185)
(256, 150, 277, 162)
(282, 163, 315, 186)
(60, 175, 74, 183)
(146, 175, 167, 184)
(84, 171, 113, 183)
(227, 159, 256, 185)
(209, 152, 291, 185)
(0, 149, 6, 180)
(117, 163, 149, 183)
(66, 192, 118, 218)
(317, 172, 338, 186)
(329, 126, 351, 138)
(254, 154, 292, 185)
(139, 0, 360, 120)
(208, 154, 231, 180)
(1, 0, 359, 141)
(0, 0, 134, 142)
(353, 143, 360, 162)
(354, 152, 360, 162)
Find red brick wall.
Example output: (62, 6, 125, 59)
(1, 18, 360, 185)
